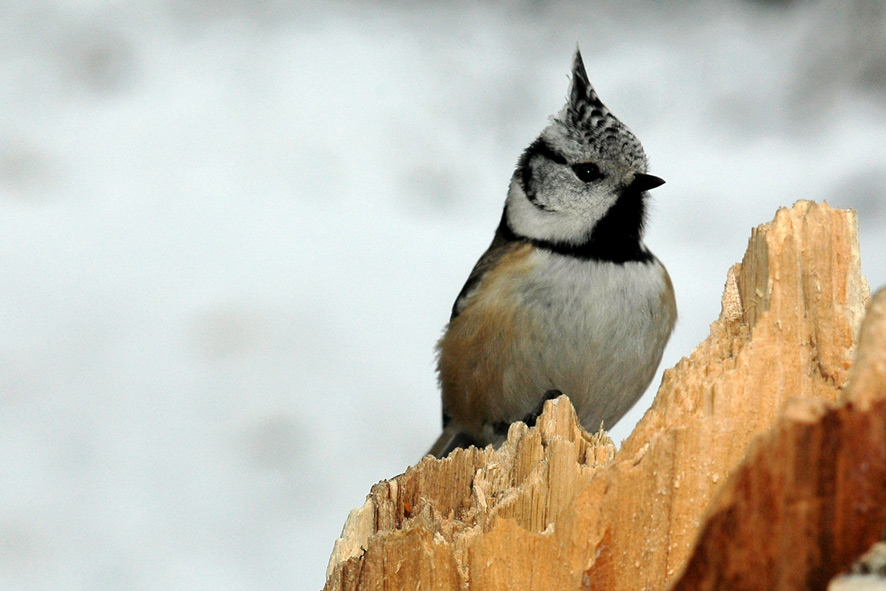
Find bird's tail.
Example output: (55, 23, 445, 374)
(426, 424, 479, 459)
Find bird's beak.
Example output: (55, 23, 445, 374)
(630, 173, 666, 192)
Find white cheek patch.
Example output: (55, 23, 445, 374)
(505, 178, 615, 246)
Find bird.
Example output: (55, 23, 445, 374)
(428, 48, 676, 458)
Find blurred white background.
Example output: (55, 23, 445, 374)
(1, 1, 885, 589)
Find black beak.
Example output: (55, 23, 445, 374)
(630, 173, 666, 192)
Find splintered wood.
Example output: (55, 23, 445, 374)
(324, 201, 886, 591)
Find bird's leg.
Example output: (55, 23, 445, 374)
(521, 389, 563, 427)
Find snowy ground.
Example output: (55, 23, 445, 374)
(1, 1, 885, 589)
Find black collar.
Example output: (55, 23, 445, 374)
(498, 188, 653, 264)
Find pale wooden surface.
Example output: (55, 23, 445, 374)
(324, 201, 885, 591)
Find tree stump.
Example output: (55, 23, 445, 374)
(324, 201, 886, 591)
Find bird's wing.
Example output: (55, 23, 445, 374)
(449, 233, 519, 321)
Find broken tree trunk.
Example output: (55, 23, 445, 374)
(324, 201, 886, 591)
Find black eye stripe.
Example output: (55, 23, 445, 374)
(571, 162, 603, 183)
(518, 137, 568, 168)
(515, 137, 568, 212)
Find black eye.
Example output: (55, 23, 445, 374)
(571, 162, 603, 183)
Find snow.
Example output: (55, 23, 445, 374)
(1, 1, 885, 589)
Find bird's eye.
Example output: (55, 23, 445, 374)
(571, 162, 603, 183)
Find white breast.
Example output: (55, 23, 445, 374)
(510, 248, 676, 431)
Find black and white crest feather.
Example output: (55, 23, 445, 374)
(554, 48, 648, 171)
(564, 50, 613, 134)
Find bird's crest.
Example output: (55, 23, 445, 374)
(550, 46, 646, 171)
(558, 48, 624, 143)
